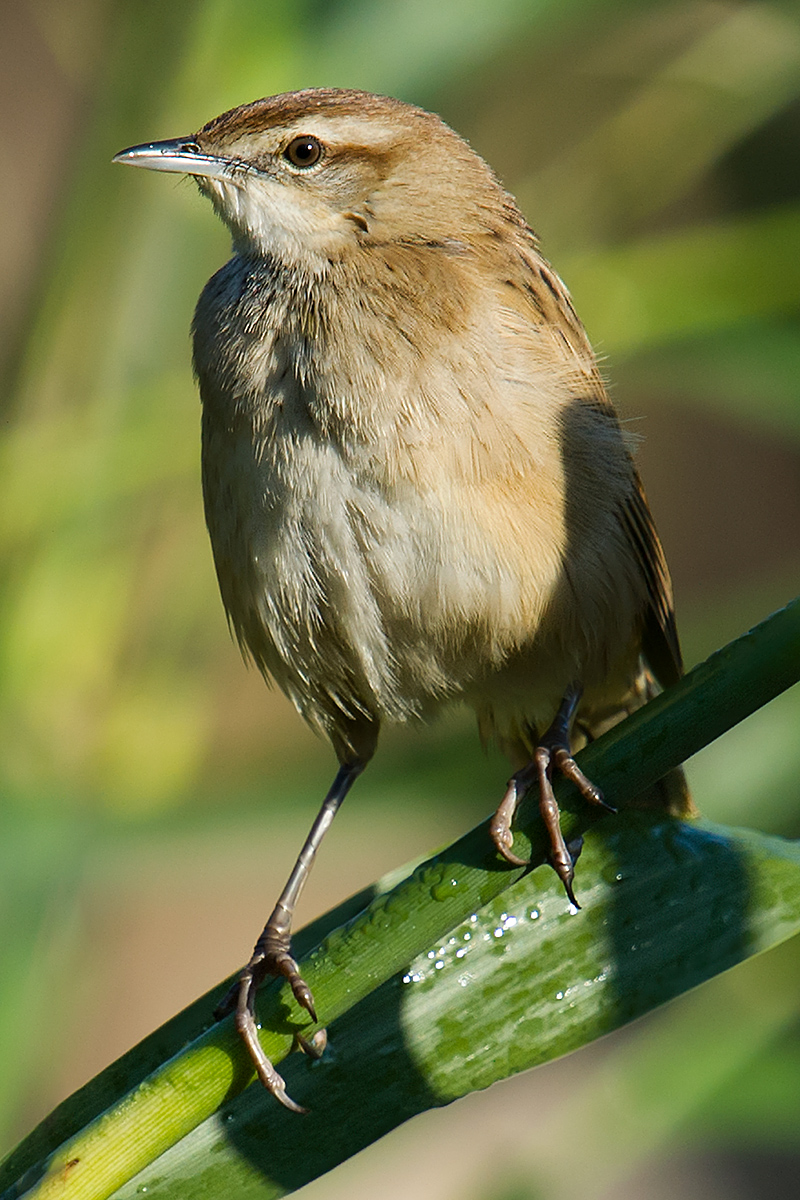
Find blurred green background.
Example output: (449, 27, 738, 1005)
(1, 0, 800, 1197)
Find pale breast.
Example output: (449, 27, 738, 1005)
(193, 252, 648, 750)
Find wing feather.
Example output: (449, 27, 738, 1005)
(620, 474, 683, 687)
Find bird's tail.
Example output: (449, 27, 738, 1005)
(577, 661, 695, 819)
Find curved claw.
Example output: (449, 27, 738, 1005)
(559, 868, 581, 910)
(494, 838, 531, 868)
(290, 975, 317, 1023)
(296, 1028, 327, 1059)
(490, 775, 533, 866)
(234, 984, 307, 1115)
(551, 747, 612, 812)
(213, 980, 238, 1021)
(272, 1085, 307, 1116)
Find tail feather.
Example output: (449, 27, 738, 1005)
(578, 660, 696, 819)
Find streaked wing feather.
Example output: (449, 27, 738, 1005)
(621, 474, 683, 688)
(515, 232, 683, 689)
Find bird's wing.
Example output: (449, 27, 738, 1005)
(510, 234, 684, 689)
(619, 472, 683, 687)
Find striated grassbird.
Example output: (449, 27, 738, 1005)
(114, 88, 691, 1111)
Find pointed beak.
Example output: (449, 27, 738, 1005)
(112, 137, 231, 179)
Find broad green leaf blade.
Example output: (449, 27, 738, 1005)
(107, 813, 800, 1200)
(2, 596, 799, 1200)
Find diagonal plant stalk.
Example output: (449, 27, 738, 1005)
(104, 813, 800, 1200)
(2, 597, 799, 1200)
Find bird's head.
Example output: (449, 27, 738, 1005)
(114, 88, 504, 271)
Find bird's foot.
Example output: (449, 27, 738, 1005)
(213, 760, 363, 1112)
(215, 931, 318, 1114)
(489, 686, 615, 904)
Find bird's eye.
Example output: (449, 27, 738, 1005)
(283, 136, 323, 168)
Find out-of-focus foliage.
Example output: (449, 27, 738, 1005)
(1, 0, 799, 1196)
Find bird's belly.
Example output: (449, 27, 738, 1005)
(202, 423, 585, 734)
(202, 392, 644, 761)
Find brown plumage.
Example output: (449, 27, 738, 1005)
(114, 88, 691, 1111)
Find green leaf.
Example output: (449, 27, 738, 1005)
(1, 598, 799, 1200)
(104, 814, 800, 1200)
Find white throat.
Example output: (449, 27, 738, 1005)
(204, 175, 353, 271)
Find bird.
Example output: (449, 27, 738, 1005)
(113, 87, 691, 1112)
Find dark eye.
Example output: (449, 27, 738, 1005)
(283, 135, 323, 168)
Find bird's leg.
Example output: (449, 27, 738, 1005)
(490, 683, 614, 905)
(215, 760, 364, 1113)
